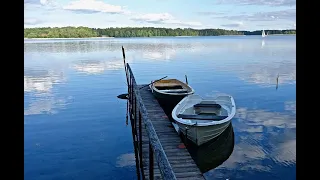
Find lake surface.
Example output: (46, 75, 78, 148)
(24, 35, 296, 180)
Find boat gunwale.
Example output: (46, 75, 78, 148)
(172, 94, 236, 126)
(150, 79, 195, 96)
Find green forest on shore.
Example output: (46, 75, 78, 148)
(24, 26, 296, 38)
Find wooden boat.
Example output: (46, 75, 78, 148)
(149, 79, 195, 113)
(171, 94, 236, 146)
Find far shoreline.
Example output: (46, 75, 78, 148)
(24, 34, 295, 40)
(24, 37, 115, 40)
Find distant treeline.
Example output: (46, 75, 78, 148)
(24, 26, 296, 38)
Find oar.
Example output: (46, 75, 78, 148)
(117, 76, 167, 99)
(185, 75, 188, 85)
(138, 76, 167, 90)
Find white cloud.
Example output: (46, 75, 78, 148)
(132, 13, 173, 22)
(24, 0, 297, 29)
(131, 13, 202, 27)
(40, 0, 49, 5)
(24, 0, 58, 13)
(215, 0, 296, 7)
(25, 0, 53, 5)
(63, 0, 126, 14)
(221, 9, 296, 22)
(25, 0, 57, 8)
(25, 0, 41, 5)
(221, 21, 244, 28)
(197, 11, 226, 16)
(25, 18, 43, 25)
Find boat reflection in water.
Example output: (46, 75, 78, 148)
(182, 122, 235, 173)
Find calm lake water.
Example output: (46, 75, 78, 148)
(24, 35, 296, 180)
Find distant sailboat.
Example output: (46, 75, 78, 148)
(262, 30, 266, 38)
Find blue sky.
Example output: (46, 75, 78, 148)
(24, 0, 296, 30)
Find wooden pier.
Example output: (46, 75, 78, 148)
(125, 63, 205, 180)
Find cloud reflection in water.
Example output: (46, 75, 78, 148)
(141, 48, 176, 61)
(72, 59, 123, 75)
(205, 107, 296, 179)
(24, 95, 71, 115)
(240, 62, 296, 86)
(115, 153, 136, 168)
(24, 69, 66, 93)
(24, 68, 71, 116)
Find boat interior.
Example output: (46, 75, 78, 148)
(177, 101, 228, 121)
(153, 79, 190, 93)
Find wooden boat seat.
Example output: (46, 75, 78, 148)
(177, 114, 228, 120)
(193, 103, 221, 109)
(155, 83, 180, 87)
(160, 89, 188, 93)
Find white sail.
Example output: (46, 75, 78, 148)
(262, 30, 266, 37)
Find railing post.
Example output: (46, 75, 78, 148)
(134, 95, 137, 132)
(130, 102, 141, 180)
(149, 142, 154, 180)
(128, 73, 130, 101)
(139, 111, 143, 171)
(130, 75, 133, 110)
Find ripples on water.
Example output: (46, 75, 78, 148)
(24, 36, 296, 180)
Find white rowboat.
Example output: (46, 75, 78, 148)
(172, 94, 236, 146)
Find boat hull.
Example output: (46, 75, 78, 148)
(186, 122, 235, 173)
(152, 90, 188, 114)
(175, 120, 231, 146)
